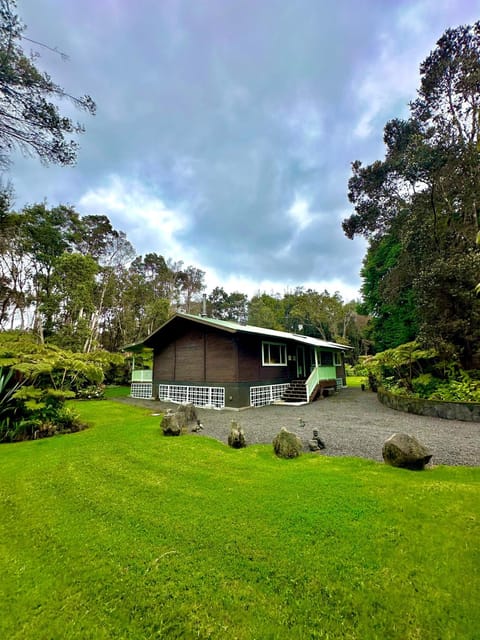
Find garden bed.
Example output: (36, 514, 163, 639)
(378, 387, 480, 422)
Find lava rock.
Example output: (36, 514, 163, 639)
(382, 432, 432, 470)
(273, 428, 302, 459)
(228, 420, 246, 448)
(161, 411, 182, 436)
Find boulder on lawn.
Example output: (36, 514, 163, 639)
(161, 411, 182, 436)
(175, 403, 198, 428)
(382, 433, 432, 470)
(228, 420, 246, 448)
(273, 428, 302, 459)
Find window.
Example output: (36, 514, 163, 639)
(262, 341, 287, 366)
(320, 351, 334, 366)
(334, 352, 342, 366)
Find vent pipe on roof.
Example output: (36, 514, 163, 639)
(201, 293, 208, 317)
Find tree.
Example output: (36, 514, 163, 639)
(80, 224, 135, 352)
(177, 266, 205, 313)
(208, 287, 248, 323)
(0, 0, 95, 169)
(248, 293, 285, 330)
(49, 252, 98, 351)
(20, 203, 80, 339)
(358, 217, 419, 351)
(0, 210, 31, 328)
(343, 22, 480, 364)
(283, 288, 346, 341)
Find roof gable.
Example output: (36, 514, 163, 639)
(137, 312, 350, 351)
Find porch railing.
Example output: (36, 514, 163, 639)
(131, 370, 153, 382)
(306, 366, 336, 401)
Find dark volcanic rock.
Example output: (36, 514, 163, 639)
(382, 432, 432, 470)
(228, 420, 246, 448)
(273, 428, 302, 459)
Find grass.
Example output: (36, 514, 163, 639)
(0, 400, 479, 639)
(346, 375, 367, 388)
(103, 384, 131, 398)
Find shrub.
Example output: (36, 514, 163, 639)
(53, 406, 87, 433)
(75, 385, 105, 400)
(0, 332, 121, 442)
(429, 375, 480, 403)
(411, 373, 441, 398)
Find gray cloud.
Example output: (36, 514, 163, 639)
(10, 0, 480, 299)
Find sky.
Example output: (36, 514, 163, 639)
(8, 0, 480, 302)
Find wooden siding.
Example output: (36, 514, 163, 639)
(174, 329, 205, 381)
(154, 342, 175, 379)
(237, 334, 290, 383)
(154, 325, 238, 384)
(205, 332, 237, 382)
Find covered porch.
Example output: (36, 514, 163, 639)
(281, 343, 343, 404)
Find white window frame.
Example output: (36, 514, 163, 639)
(262, 341, 287, 366)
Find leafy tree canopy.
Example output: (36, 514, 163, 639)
(0, 0, 95, 169)
(343, 21, 480, 364)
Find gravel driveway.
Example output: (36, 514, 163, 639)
(117, 388, 479, 466)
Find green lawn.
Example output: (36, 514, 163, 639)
(1, 400, 479, 639)
(103, 384, 131, 398)
(346, 375, 367, 388)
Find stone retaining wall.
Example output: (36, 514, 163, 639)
(377, 388, 480, 422)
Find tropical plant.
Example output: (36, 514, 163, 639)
(0, 365, 22, 437)
(364, 341, 480, 402)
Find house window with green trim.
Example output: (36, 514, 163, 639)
(262, 341, 287, 366)
(334, 352, 342, 366)
(320, 351, 334, 366)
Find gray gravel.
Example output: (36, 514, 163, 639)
(117, 388, 480, 466)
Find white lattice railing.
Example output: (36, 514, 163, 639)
(130, 382, 153, 399)
(158, 384, 225, 409)
(250, 383, 290, 407)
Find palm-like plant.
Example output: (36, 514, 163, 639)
(0, 367, 23, 437)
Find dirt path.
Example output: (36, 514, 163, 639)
(116, 388, 479, 466)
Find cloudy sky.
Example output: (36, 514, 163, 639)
(10, 0, 480, 301)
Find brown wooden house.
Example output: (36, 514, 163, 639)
(129, 312, 350, 408)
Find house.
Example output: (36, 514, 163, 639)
(128, 312, 350, 408)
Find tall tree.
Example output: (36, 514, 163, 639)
(0, 210, 31, 328)
(20, 203, 80, 339)
(283, 288, 347, 341)
(49, 252, 98, 351)
(177, 265, 205, 313)
(358, 216, 419, 351)
(343, 22, 480, 364)
(248, 293, 285, 330)
(208, 287, 248, 323)
(0, 0, 95, 169)
(81, 223, 135, 352)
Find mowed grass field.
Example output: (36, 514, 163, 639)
(1, 399, 479, 639)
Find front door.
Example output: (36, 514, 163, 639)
(296, 346, 306, 378)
